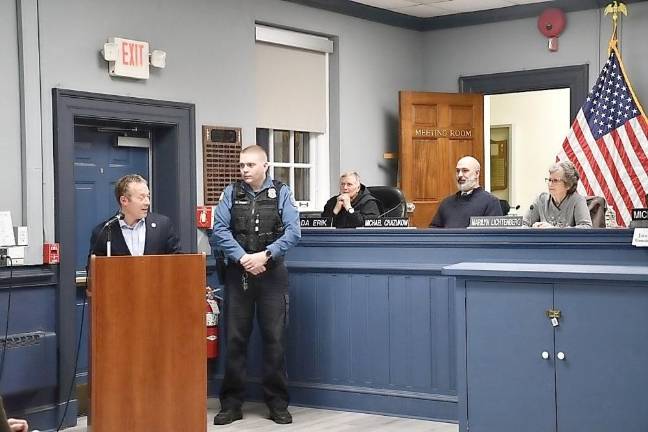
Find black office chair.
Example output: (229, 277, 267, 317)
(366, 186, 407, 217)
(586, 196, 607, 228)
(499, 199, 510, 216)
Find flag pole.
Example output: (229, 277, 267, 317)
(604, 1, 627, 53)
(604, 1, 646, 119)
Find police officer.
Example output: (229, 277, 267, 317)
(212, 145, 301, 426)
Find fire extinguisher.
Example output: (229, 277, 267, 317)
(206, 287, 220, 359)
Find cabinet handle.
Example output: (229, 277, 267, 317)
(541, 351, 550, 360)
(557, 351, 566, 360)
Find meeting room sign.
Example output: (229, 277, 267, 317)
(414, 127, 473, 139)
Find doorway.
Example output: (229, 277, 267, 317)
(486, 88, 571, 213)
(52, 89, 196, 420)
(460, 64, 588, 215)
(73, 120, 151, 273)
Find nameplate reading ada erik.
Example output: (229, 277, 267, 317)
(300, 217, 333, 228)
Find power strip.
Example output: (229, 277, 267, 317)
(0, 247, 7, 267)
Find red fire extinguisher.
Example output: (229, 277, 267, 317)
(206, 287, 220, 359)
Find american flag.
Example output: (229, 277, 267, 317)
(558, 48, 648, 226)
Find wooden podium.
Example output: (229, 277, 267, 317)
(89, 254, 207, 432)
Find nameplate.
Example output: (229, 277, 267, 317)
(300, 217, 333, 228)
(469, 216, 524, 228)
(632, 208, 648, 220)
(632, 228, 648, 247)
(363, 218, 409, 228)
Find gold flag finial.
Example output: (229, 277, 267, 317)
(604, 1, 628, 52)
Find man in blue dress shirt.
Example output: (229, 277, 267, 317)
(212, 145, 300, 426)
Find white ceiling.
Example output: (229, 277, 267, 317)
(350, 0, 552, 18)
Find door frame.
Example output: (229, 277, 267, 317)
(459, 64, 589, 121)
(52, 88, 196, 415)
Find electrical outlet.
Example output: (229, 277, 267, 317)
(0, 247, 7, 267)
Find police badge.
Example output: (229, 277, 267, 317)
(268, 188, 277, 199)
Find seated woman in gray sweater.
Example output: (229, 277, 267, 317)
(524, 160, 592, 229)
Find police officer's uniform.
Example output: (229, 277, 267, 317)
(212, 175, 301, 417)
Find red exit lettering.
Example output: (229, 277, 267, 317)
(121, 41, 145, 67)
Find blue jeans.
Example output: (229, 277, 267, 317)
(219, 261, 289, 411)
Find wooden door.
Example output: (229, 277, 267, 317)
(399, 92, 484, 228)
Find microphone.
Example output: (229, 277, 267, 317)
(377, 202, 405, 218)
(89, 213, 123, 257)
(103, 212, 123, 228)
(104, 213, 124, 257)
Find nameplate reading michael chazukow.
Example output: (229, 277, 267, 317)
(469, 216, 524, 228)
(363, 218, 409, 228)
(632, 208, 648, 220)
(300, 217, 333, 228)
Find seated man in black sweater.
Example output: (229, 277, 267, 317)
(430, 156, 502, 228)
(322, 171, 381, 228)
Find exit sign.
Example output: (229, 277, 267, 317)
(108, 37, 150, 79)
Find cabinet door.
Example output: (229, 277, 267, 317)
(466, 281, 556, 432)
(556, 282, 648, 432)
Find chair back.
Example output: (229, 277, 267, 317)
(366, 186, 407, 217)
(586, 196, 606, 228)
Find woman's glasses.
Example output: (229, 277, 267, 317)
(545, 178, 563, 184)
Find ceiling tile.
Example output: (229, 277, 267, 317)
(391, 4, 457, 17)
(349, 0, 555, 17)
(352, 0, 420, 9)
(429, 0, 515, 13)
(509, 0, 553, 4)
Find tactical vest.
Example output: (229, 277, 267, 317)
(231, 180, 284, 253)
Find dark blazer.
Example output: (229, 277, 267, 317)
(90, 212, 181, 256)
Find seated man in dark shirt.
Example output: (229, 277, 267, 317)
(322, 171, 381, 228)
(430, 156, 502, 228)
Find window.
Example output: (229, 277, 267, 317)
(255, 25, 333, 211)
(257, 128, 327, 211)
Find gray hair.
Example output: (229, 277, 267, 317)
(549, 160, 579, 194)
(340, 171, 360, 184)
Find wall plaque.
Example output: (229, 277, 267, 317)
(414, 127, 473, 139)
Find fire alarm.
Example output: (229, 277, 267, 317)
(538, 8, 567, 52)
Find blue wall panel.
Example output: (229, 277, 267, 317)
(209, 229, 647, 421)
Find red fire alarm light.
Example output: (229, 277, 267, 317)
(538, 8, 567, 52)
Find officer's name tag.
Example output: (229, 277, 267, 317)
(300, 217, 333, 228)
(363, 218, 409, 228)
(469, 216, 524, 228)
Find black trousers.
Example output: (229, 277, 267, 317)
(219, 261, 290, 411)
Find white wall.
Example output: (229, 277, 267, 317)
(0, 0, 22, 224)
(34, 0, 424, 248)
(489, 88, 571, 213)
(423, 4, 648, 99)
